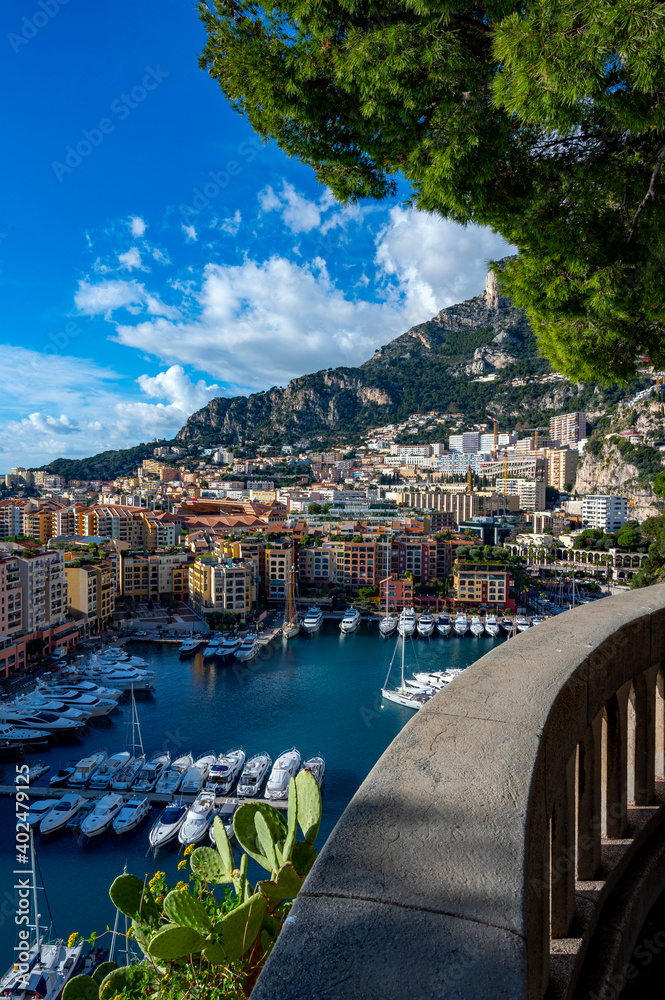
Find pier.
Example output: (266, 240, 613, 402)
(0, 783, 289, 810)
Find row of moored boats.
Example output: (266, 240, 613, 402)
(379, 609, 545, 638)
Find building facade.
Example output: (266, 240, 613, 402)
(581, 495, 628, 532)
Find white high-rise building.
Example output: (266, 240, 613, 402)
(449, 432, 481, 453)
(582, 495, 628, 532)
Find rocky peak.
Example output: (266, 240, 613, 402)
(482, 268, 510, 310)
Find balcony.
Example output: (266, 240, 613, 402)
(252, 585, 665, 1000)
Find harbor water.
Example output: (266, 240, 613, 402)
(0, 624, 505, 960)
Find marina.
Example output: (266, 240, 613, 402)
(0, 622, 505, 963)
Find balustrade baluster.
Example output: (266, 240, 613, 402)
(578, 714, 602, 879)
(551, 753, 576, 937)
(604, 683, 630, 839)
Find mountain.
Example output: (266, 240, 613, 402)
(178, 270, 639, 449)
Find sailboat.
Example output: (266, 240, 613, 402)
(381, 632, 430, 710)
(111, 686, 145, 790)
(379, 531, 398, 637)
(282, 560, 301, 639)
(0, 832, 85, 999)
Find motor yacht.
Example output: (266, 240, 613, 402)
(0, 708, 81, 733)
(132, 751, 170, 792)
(453, 613, 469, 636)
(217, 634, 242, 662)
(436, 614, 452, 636)
(237, 752, 272, 797)
(149, 803, 188, 848)
(178, 789, 217, 846)
(154, 752, 193, 795)
(417, 613, 436, 637)
(235, 634, 259, 662)
(113, 796, 151, 834)
(265, 748, 301, 800)
(36, 689, 119, 715)
(470, 615, 485, 637)
(209, 800, 238, 844)
(88, 751, 132, 790)
(501, 617, 515, 635)
(40, 794, 86, 835)
(302, 606, 323, 633)
(301, 756, 325, 788)
(340, 607, 361, 633)
(27, 761, 50, 783)
(49, 762, 78, 787)
(65, 800, 95, 832)
(207, 748, 246, 795)
(0, 723, 52, 748)
(202, 635, 223, 659)
(180, 753, 216, 794)
(413, 671, 448, 690)
(68, 751, 107, 787)
(531, 615, 546, 625)
(111, 755, 145, 791)
(80, 793, 124, 837)
(397, 608, 417, 637)
(179, 636, 206, 658)
(378, 615, 397, 638)
(45, 678, 122, 700)
(484, 614, 501, 637)
(516, 617, 531, 632)
(27, 799, 60, 830)
(15, 696, 91, 725)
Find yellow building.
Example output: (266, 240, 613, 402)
(65, 559, 115, 634)
(188, 558, 252, 618)
(265, 544, 293, 602)
(453, 561, 511, 610)
(545, 448, 579, 492)
(120, 551, 192, 601)
(24, 510, 54, 544)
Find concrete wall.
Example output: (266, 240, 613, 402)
(252, 584, 665, 1000)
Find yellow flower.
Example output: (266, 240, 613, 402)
(177, 860, 187, 870)
(183, 844, 195, 856)
(67, 932, 80, 948)
(173, 881, 189, 891)
(148, 871, 166, 888)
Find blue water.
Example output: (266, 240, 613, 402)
(0, 625, 504, 961)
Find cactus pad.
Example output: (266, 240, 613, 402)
(98, 966, 140, 1000)
(163, 889, 212, 935)
(291, 840, 318, 877)
(257, 862, 305, 903)
(91, 962, 118, 987)
(109, 873, 160, 927)
(212, 815, 234, 874)
(191, 845, 234, 885)
(203, 940, 227, 965)
(148, 924, 207, 961)
(214, 893, 267, 963)
(233, 802, 287, 871)
(294, 769, 322, 843)
(61, 976, 99, 1000)
(254, 811, 282, 873)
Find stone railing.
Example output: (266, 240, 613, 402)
(252, 584, 665, 1000)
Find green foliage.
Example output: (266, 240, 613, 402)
(37, 440, 172, 482)
(654, 470, 665, 498)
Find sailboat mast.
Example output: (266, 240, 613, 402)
(30, 831, 40, 951)
(400, 629, 406, 688)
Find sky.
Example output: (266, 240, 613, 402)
(0, 0, 511, 471)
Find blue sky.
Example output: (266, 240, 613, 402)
(0, 0, 511, 470)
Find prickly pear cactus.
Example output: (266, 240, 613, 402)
(233, 802, 288, 872)
(61, 975, 99, 1000)
(213, 893, 267, 963)
(294, 768, 322, 843)
(257, 862, 305, 903)
(254, 811, 283, 874)
(109, 873, 160, 927)
(147, 924, 208, 961)
(90, 962, 117, 988)
(190, 845, 234, 885)
(212, 814, 234, 873)
(98, 966, 141, 1000)
(163, 889, 212, 935)
(291, 840, 318, 877)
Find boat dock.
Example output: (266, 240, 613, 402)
(0, 783, 289, 810)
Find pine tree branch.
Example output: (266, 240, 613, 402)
(629, 145, 665, 240)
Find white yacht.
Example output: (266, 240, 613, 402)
(40, 794, 86, 835)
(30, 689, 116, 717)
(180, 753, 216, 794)
(237, 752, 272, 797)
(27, 799, 60, 830)
(382, 633, 430, 711)
(154, 752, 193, 795)
(417, 613, 436, 637)
(397, 608, 417, 637)
(133, 751, 170, 792)
(68, 750, 107, 787)
(501, 617, 515, 635)
(301, 756, 325, 788)
(516, 616, 531, 632)
(203, 635, 223, 659)
(265, 748, 301, 800)
(46, 679, 122, 701)
(0, 723, 53, 748)
(453, 612, 469, 636)
(531, 615, 546, 625)
(49, 762, 77, 788)
(235, 633, 259, 662)
(178, 789, 217, 846)
(340, 607, 362, 633)
(111, 755, 145, 791)
(113, 796, 151, 834)
(149, 803, 188, 848)
(207, 748, 246, 794)
(0, 708, 81, 733)
(15, 695, 91, 724)
(378, 614, 397, 637)
(484, 614, 501, 637)
(302, 606, 323, 632)
(27, 761, 50, 783)
(413, 671, 448, 690)
(470, 615, 485, 637)
(436, 613, 452, 636)
(80, 793, 124, 837)
(88, 751, 132, 790)
(217, 634, 242, 662)
(179, 636, 206, 658)
(209, 801, 238, 844)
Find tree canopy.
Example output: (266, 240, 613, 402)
(199, 0, 665, 381)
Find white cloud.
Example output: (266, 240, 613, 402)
(182, 224, 198, 242)
(220, 210, 242, 236)
(136, 365, 219, 413)
(130, 216, 146, 237)
(259, 181, 363, 236)
(75, 279, 180, 320)
(118, 247, 144, 271)
(25, 413, 80, 435)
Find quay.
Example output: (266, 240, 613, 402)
(0, 783, 289, 810)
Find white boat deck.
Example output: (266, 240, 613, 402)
(0, 783, 289, 809)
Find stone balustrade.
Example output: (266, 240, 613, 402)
(252, 584, 665, 1000)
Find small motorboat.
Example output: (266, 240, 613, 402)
(530, 615, 546, 625)
(301, 756, 325, 788)
(500, 617, 515, 636)
(149, 803, 188, 848)
(50, 763, 77, 787)
(302, 606, 323, 633)
(203, 635, 223, 660)
(89, 751, 132, 790)
(113, 796, 151, 834)
(180, 753, 216, 794)
(237, 752, 272, 798)
(40, 793, 86, 835)
(178, 789, 217, 846)
(484, 614, 501, 637)
(27, 799, 60, 830)
(154, 753, 193, 795)
(235, 634, 259, 662)
(378, 615, 397, 637)
(417, 613, 436, 637)
(80, 793, 125, 837)
(340, 607, 361, 633)
(516, 617, 531, 632)
(209, 800, 238, 844)
(453, 613, 469, 636)
(179, 637, 206, 658)
(133, 751, 170, 792)
(207, 749, 246, 795)
(66, 799, 96, 832)
(436, 614, 452, 637)
(264, 748, 301, 801)
(27, 761, 50, 783)
(111, 755, 145, 791)
(68, 751, 108, 787)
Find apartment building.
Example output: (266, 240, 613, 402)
(449, 432, 481, 453)
(495, 478, 547, 511)
(549, 411, 587, 447)
(582, 495, 628, 532)
(399, 490, 481, 524)
(188, 558, 251, 617)
(265, 544, 294, 602)
(330, 541, 377, 591)
(0, 556, 22, 636)
(120, 551, 193, 601)
(16, 550, 67, 632)
(545, 448, 579, 492)
(24, 509, 54, 544)
(65, 560, 115, 634)
(453, 561, 512, 610)
(0, 499, 26, 537)
(379, 573, 414, 611)
(395, 538, 437, 583)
